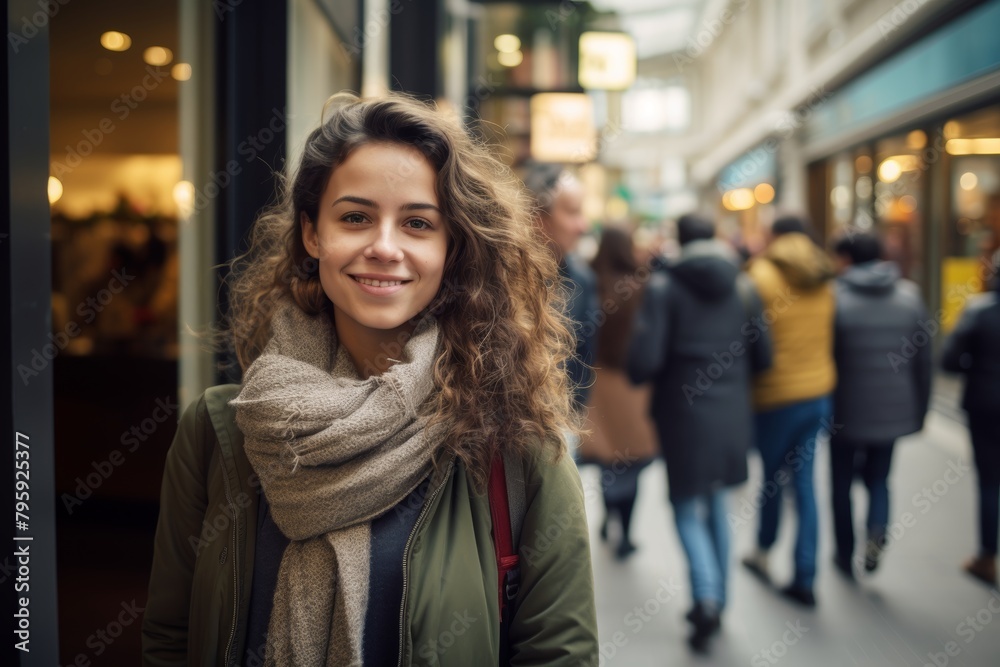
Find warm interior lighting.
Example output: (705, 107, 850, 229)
(878, 155, 919, 183)
(100, 31, 131, 52)
(143, 47, 173, 67)
(899, 195, 917, 213)
(171, 63, 192, 81)
(48, 176, 63, 205)
(946, 138, 1000, 155)
(878, 159, 901, 183)
(497, 50, 523, 68)
(723, 188, 755, 211)
(494, 34, 521, 53)
(173, 181, 195, 218)
(754, 183, 775, 204)
(960, 172, 979, 190)
(906, 130, 927, 150)
(855, 155, 872, 174)
(943, 121, 961, 139)
(830, 185, 851, 208)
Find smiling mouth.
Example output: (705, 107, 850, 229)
(350, 276, 411, 287)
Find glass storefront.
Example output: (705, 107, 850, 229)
(811, 102, 1000, 331)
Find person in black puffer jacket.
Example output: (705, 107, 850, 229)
(942, 248, 1000, 587)
(829, 232, 932, 579)
(627, 214, 772, 653)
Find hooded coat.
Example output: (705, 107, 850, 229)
(747, 232, 837, 410)
(942, 267, 1000, 415)
(832, 261, 932, 443)
(627, 240, 772, 502)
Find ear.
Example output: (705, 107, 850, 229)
(300, 212, 319, 259)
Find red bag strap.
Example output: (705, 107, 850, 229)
(488, 455, 520, 614)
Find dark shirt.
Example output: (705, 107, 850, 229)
(244, 481, 427, 666)
(559, 254, 599, 409)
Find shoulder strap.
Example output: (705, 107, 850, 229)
(489, 454, 524, 664)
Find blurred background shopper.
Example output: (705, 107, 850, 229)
(521, 161, 598, 414)
(579, 227, 658, 560)
(942, 249, 1000, 587)
(741, 215, 836, 608)
(829, 232, 932, 578)
(627, 214, 772, 652)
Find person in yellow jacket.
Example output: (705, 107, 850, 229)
(740, 215, 836, 608)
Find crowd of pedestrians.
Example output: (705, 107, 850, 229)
(529, 169, 1000, 654)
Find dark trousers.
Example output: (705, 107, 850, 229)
(968, 411, 1000, 555)
(829, 437, 895, 562)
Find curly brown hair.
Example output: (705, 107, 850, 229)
(219, 92, 580, 489)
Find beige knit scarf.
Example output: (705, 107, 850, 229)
(229, 295, 442, 667)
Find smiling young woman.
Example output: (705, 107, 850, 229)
(141, 93, 599, 667)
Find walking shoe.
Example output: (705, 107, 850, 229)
(864, 535, 885, 573)
(686, 601, 721, 653)
(963, 554, 998, 587)
(780, 584, 816, 608)
(833, 554, 855, 581)
(615, 539, 637, 561)
(741, 550, 771, 583)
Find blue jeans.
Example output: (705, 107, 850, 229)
(754, 395, 831, 590)
(673, 490, 730, 608)
(829, 438, 895, 562)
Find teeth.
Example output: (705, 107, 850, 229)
(354, 277, 403, 287)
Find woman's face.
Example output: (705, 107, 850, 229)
(301, 142, 449, 335)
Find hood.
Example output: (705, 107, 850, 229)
(669, 239, 741, 301)
(839, 260, 900, 294)
(763, 232, 835, 290)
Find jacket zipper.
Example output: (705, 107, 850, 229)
(397, 462, 453, 667)
(219, 449, 239, 667)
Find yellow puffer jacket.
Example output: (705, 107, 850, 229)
(747, 232, 837, 410)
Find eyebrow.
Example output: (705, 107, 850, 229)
(331, 195, 441, 213)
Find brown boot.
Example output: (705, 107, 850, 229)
(963, 554, 998, 587)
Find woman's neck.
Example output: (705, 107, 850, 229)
(334, 316, 417, 379)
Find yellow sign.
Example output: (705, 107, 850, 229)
(530, 93, 596, 163)
(940, 257, 983, 332)
(579, 32, 636, 90)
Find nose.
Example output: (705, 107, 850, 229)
(364, 220, 405, 263)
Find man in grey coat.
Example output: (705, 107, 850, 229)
(830, 232, 932, 578)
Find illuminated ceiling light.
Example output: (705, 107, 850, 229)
(855, 155, 872, 174)
(578, 31, 637, 91)
(754, 183, 775, 205)
(960, 172, 979, 191)
(723, 188, 754, 211)
(946, 138, 1000, 155)
(943, 120, 961, 139)
(497, 50, 523, 68)
(171, 63, 192, 81)
(494, 34, 521, 53)
(143, 46, 173, 67)
(48, 176, 63, 205)
(878, 159, 901, 183)
(173, 181, 195, 218)
(100, 31, 132, 52)
(906, 130, 927, 150)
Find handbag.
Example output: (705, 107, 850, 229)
(488, 454, 525, 665)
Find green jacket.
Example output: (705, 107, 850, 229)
(141, 384, 599, 666)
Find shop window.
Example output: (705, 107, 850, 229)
(942, 104, 1000, 326)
